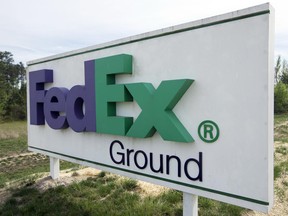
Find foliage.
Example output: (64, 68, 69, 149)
(280, 59, 288, 84)
(275, 55, 282, 84)
(0, 51, 26, 120)
(275, 56, 288, 85)
(274, 82, 288, 114)
(274, 56, 288, 114)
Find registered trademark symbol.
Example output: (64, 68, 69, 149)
(198, 120, 220, 143)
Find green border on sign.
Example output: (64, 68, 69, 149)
(27, 10, 270, 67)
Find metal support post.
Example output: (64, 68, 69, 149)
(50, 157, 60, 179)
(183, 193, 198, 216)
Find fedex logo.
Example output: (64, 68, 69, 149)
(29, 54, 194, 142)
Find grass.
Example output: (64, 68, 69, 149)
(274, 114, 288, 143)
(0, 121, 27, 139)
(199, 197, 243, 216)
(0, 121, 80, 188)
(273, 114, 288, 214)
(275, 145, 288, 155)
(0, 172, 245, 216)
(274, 144, 288, 180)
(0, 173, 183, 216)
(274, 160, 288, 180)
(0, 114, 288, 215)
(0, 137, 27, 158)
(0, 121, 27, 158)
(0, 154, 80, 188)
(274, 114, 288, 125)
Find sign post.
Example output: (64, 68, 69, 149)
(49, 157, 60, 179)
(27, 3, 274, 214)
(183, 193, 198, 215)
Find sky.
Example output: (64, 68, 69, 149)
(0, 0, 287, 64)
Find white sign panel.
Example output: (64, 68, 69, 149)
(27, 3, 274, 212)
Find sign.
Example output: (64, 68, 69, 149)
(27, 3, 274, 212)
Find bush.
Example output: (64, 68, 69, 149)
(274, 82, 288, 114)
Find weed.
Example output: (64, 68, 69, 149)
(159, 190, 182, 204)
(121, 178, 138, 191)
(198, 197, 244, 216)
(283, 180, 288, 187)
(275, 165, 282, 180)
(276, 146, 288, 155)
(98, 171, 106, 178)
(72, 172, 79, 177)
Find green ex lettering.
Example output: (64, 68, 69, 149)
(95, 54, 194, 143)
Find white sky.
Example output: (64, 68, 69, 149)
(0, 0, 287, 64)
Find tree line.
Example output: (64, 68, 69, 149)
(0, 51, 287, 121)
(0, 51, 26, 121)
(274, 56, 288, 114)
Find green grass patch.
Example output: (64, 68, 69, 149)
(274, 114, 288, 125)
(0, 173, 247, 216)
(0, 120, 80, 188)
(0, 121, 27, 157)
(0, 174, 183, 216)
(0, 121, 27, 139)
(0, 137, 27, 158)
(0, 154, 80, 188)
(274, 165, 282, 180)
(274, 160, 288, 180)
(275, 146, 288, 155)
(199, 197, 244, 216)
(274, 114, 288, 143)
(275, 125, 288, 143)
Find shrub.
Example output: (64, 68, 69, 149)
(274, 82, 288, 114)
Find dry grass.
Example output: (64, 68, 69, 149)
(0, 121, 26, 139)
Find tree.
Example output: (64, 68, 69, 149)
(274, 82, 288, 114)
(275, 55, 288, 85)
(0, 51, 26, 120)
(274, 55, 288, 114)
(280, 59, 288, 84)
(275, 55, 282, 84)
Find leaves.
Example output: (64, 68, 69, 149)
(275, 55, 288, 85)
(0, 51, 26, 120)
